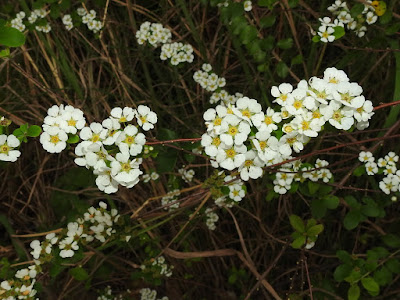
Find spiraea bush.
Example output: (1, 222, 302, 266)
(1, 0, 400, 299)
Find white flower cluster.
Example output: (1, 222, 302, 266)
(205, 208, 219, 230)
(62, 14, 73, 31)
(40, 104, 157, 194)
(359, 151, 400, 195)
(273, 159, 332, 194)
(142, 171, 160, 183)
(78, 7, 103, 34)
(0, 134, 21, 162)
(1, 202, 120, 300)
(40, 104, 86, 153)
(0, 277, 37, 300)
(136, 22, 172, 47)
(10, 11, 27, 32)
(161, 189, 181, 211)
(141, 256, 173, 278)
(194, 64, 243, 105)
(201, 67, 373, 184)
(213, 174, 246, 208)
(217, 0, 253, 12)
(178, 167, 195, 183)
(317, 0, 378, 42)
(96, 286, 129, 300)
(139, 288, 168, 300)
(160, 42, 194, 65)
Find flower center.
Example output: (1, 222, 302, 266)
(286, 137, 296, 145)
(125, 136, 134, 145)
(213, 117, 222, 126)
(258, 141, 267, 150)
(312, 111, 321, 119)
(244, 160, 253, 167)
(228, 125, 238, 136)
(329, 78, 338, 84)
(340, 93, 352, 103)
(91, 134, 100, 143)
(225, 148, 236, 158)
(322, 31, 329, 38)
(332, 111, 342, 121)
(301, 121, 310, 130)
(284, 125, 293, 133)
(119, 116, 127, 122)
(293, 100, 303, 109)
(140, 116, 147, 124)
(264, 116, 273, 125)
(212, 137, 221, 146)
(282, 111, 289, 118)
(121, 162, 131, 172)
(50, 135, 60, 144)
(67, 119, 77, 127)
(0, 144, 10, 154)
(241, 109, 251, 118)
(356, 107, 363, 113)
(280, 94, 287, 101)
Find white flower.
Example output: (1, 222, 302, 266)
(385, 152, 399, 165)
(0, 134, 21, 162)
(359, 151, 374, 163)
(280, 133, 309, 154)
(62, 14, 72, 25)
(59, 236, 79, 258)
(203, 105, 228, 134)
(291, 113, 322, 137)
(252, 134, 280, 162)
(219, 115, 251, 146)
(61, 106, 86, 134)
(238, 150, 264, 181)
(318, 25, 335, 43)
(323, 67, 349, 85)
(332, 82, 364, 108)
(366, 11, 378, 24)
(201, 133, 221, 157)
(94, 167, 119, 194)
(354, 99, 374, 122)
(328, 101, 354, 130)
(228, 184, 245, 202)
(111, 152, 143, 187)
(216, 144, 247, 171)
(136, 105, 157, 131)
(285, 88, 308, 115)
(80, 122, 107, 146)
(77, 7, 87, 16)
(337, 11, 353, 24)
(244, 1, 252, 11)
(110, 107, 135, 123)
(232, 97, 262, 125)
(318, 168, 332, 183)
(252, 107, 282, 133)
(40, 127, 68, 153)
(202, 63, 212, 72)
(116, 125, 146, 156)
(271, 83, 294, 106)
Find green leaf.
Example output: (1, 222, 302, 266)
(276, 61, 289, 78)
(69, 267, 89, 281)
(323, 195, 339, 209)
(311, 199, 327, 218)
(308, 181, 319, 195)
(49, 4, 61, 18)
(258, 0, 276, 9)
(13, 128, 23, 137)
(353, 165, 366, 176)
(289, 214, 305, 233)
(343, 210, 363, 230)
(337, 250, 353, 265)
(350, 3, 364, 18)
(333, 26, 345, 39)
(291, 54, 303, 66)
(260, 36, 275, 51)
(240, 25, 258, 45)
(386, 259, 400, 274)
(67, 134, 80, 144)
(385, 22, 400, 35)
(348, 284, 360, 300)
(361, 277, 379, 294)
(373, 266, 392, 286)
(344, 195, 360, 209)
(307, 224, 324, 236)
(259, 15, 276, 28)
(334, 264, 353, 282)
(0, 48, 10, 58)
(312, 35, 320, 43)
(0, 26, 25, 47)
(379, 9, 392, 25)
(59, 0, 71, 10)
(277, 38, 293, 50)
(382, 234, 400, 248)
(291, 236, 306, 249)
(27, 125, 42, 137)
(288, 0, 299, 7)
(344, 269, 362, 284)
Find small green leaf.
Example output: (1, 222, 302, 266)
(277, 38, 293, 50)
(333, 26, 345, 39)
(49, 4, 60, 18)
(361, 277, 379, 294)
(350, 3, 364, 18)
(276, 61, 289, 78)
(386, 259, 400, 274)
(337, 250, 353, 265)
(69, 267, 89, 281)
(0, 26, 25, 47)
(373, 266, 392, 286)
(12, 128, 23, 137)
(260, 15, 276, 28)
(289, 214, 305, 233)
(311, 199, 327, 218)
(240, 25, 258, 45)
(382, 234, 400, 248)
(258, 0, 276, 9)
(260, 36, 275, 51)
(0, 48, 10, 58)
(348, 284, 360, 300)
(343, 210, 363, 230)
(67, 134, 80, 144)
(323, 195, 339, 209)
(334, 264, 353, 282)
(27, 125, 42, 137)
(385, 22, 400, 35)
(291, 236, 306, 249)
(312, 35, 320, 43)
(291, 54, 303, 65)
(307, 224, 324, 236)
(353, 165, 366, 176)
(308, 181, 319, 195)
(288, 0, 299, 7)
